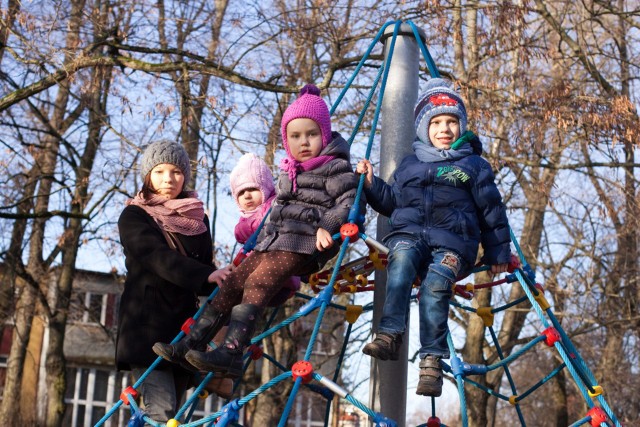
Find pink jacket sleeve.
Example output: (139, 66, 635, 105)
(234, 196, 275, 245)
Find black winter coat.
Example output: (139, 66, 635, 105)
(255, 132, 365, 274)
(365, 140, 511, 266)
(116, 205, 216, 370)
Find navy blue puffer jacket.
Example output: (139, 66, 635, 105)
(365, 137, 511, 266)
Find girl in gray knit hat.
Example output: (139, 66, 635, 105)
(116, 139, 232, 421)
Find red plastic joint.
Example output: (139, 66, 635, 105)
(454, 284, 473, 299)
(426, 416, 441, 427)
(507, 254, 520, 272)
(233, 250, 247, 267)
(542, 327, 561, 346)
(120, 386, 139, 405)
(291, 360, 314, 383)
(247, 344, 263, 360)
(181, 317, 195, 334)
(534, 283, 545, 292)
(340, 223, 359, 242)
(587, 407, 608, 426)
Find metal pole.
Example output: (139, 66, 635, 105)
(368, 23, 425, 427)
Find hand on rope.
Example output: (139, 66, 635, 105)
(316, 227, 334, 251)
(490, 262, 509, 276)
(207, 263, 233, 285)
(356, 159, 374, 189)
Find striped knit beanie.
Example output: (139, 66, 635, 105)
(414, 78, 467, 145)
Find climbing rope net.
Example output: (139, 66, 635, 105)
(97, 20, 622, 427)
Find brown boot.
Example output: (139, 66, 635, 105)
(204, 377, 234, 400)
(416, 355, 443, 396)
(362, 332, 402, 361)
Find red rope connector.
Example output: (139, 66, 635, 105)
(233, 250, 247, 267)
(291, 361, 314, 383)
(454, 284, 473, 299)
(340, 223, 359, 242)
(247, 344, 263, 360)
(587, 406, 608, 426)
(120, 386, 139, 405)
(181, 317, 195, 334)
(542, 327, 561, 347)
(426, 416, 442, 427)
(507, 254, 520, 272)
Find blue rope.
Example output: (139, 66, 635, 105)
(330, 21, 395, 116)
(447, 333, 468, 427)
(406, 20, 440, 77)
(487, 326, 526, 425)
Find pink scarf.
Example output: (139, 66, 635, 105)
(126, 191, 207, 236)
(279, 155, 335, 191)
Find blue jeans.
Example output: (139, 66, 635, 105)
(131, 365, 191, 422)
(378, 234, 467, 359)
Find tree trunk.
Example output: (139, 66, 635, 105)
(461, 285, 491, 427)
(44, 58, 112, 426)
(0, 1, 85, 424)
(0, 0, 20, 66)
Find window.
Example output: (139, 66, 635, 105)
(290, 387, 327, 427)
(64, 367, 130, 427)
(64, 367, 228, 427)
(69, 292, 108, 326)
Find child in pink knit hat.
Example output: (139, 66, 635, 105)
(230, 153, 276, 245)
(156, 84, 364, 379)
(229, 152, 300, 305)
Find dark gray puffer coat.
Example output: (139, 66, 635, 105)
(255, 132, 364, 274)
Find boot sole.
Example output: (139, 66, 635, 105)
(152, 343, 179, 363)
(416, 385, 442, 397)
(416, 378, 443, 397)
(153, 343, 200, 372)
(185, 353, 243, 379)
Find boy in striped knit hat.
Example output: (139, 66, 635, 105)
(357, 78, 511, 396)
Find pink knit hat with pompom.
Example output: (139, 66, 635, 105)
(280, 84, 332, 157)
(229, 153, 275, 210)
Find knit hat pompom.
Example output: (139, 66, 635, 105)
(414, 78, 468, 146)
(140, 139, 191, 187)
(280, 84, 332, 157)
(299, 83, 321, 97)
(229, 153, 275, 210)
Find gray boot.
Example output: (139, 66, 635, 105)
(153, 304, 227, 370)
(362, 332, 403, 361)
(416, 355, 443, 396)
(185, 304, 261, 378)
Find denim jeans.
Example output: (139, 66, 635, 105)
(378, 234, 467, 359)
(131, 365, 191, 422)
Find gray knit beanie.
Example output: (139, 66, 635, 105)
(140, 140, 191, 187)
(414, 78, 468, 145)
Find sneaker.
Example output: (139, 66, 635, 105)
(416, 355, 443, 396)
(362, 332, 402, 361)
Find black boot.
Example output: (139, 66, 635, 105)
(185, 304, 261, 378)
(152, 304, 227, 370)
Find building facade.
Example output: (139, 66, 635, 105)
(0, 268, 353, 426)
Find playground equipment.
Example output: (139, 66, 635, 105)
(97, 20, 622, 427)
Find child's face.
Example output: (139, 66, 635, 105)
(149, 163, 185, 199)
(286, 118, 323, 162)
(237, 188, 263, 211)
(428, 114, 460, 149)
